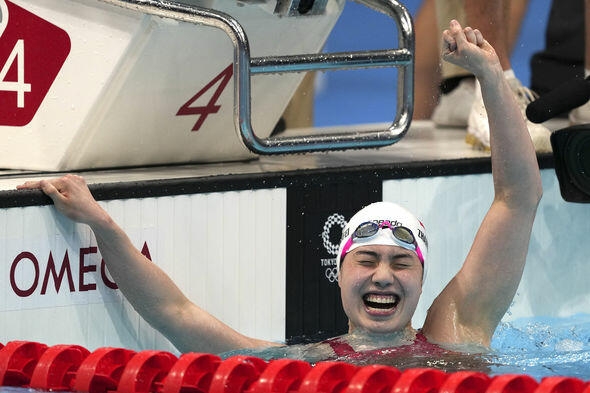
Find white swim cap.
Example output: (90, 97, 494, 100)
(337, 202, 429, 282)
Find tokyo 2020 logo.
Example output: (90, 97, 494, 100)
(321, 213, 347, 283)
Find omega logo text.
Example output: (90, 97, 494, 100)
(9, 242, 152, 297)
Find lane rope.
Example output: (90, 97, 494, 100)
(0, 341, 587, 393)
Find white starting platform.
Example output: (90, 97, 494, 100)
(0, 0, 413, 171)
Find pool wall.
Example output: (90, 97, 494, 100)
(391, 170, 590, 327)
(1, 162, 587, 353)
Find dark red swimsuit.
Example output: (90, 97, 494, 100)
(324, 332, 448, 361)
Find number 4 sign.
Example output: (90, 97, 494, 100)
(0, 0, 70, 126)
(177, 64, 233, 132)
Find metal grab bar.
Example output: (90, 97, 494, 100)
(99, 0, 414, 154)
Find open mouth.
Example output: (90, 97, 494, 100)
(363, 293, 399, 313)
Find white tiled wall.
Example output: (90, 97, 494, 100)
(384, 169, 590, 328)
(0, 188, 286, 352)
(1, 168, 587, 352)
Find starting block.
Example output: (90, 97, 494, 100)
(0, 0, 414, 170)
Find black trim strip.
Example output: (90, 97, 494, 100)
(0, 154, 555, 208)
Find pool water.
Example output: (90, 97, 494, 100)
(489, 314, 590, 379)
(1, 315, 589, 393)
(222, 313, 590, 380)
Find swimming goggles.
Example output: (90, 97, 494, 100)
(341, 220, 424, 264)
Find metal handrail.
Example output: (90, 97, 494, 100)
(99, 0, 414, 154)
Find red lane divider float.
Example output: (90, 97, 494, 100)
(162, 352, 221, 393)
(345, 364, 401, 393)
(439, 371, 491, 393)
(30, 344, 90, 391)
(0, 340, 588, 393)
(0, 341, 47, 387)
(74, 347, 136, 393)
(249, 358, 311, 393)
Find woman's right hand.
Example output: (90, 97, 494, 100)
(17, 174, 110, 227)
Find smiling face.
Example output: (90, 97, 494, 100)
(338, 244, 423, 334)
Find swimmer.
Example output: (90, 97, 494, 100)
(17, 20, 542, 356)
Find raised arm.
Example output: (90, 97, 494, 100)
(17, 175, 276, 354)
(422, 21, 543, 346)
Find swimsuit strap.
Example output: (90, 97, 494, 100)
(325, 338, 355, 357)
(415, 331, 428, 342)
